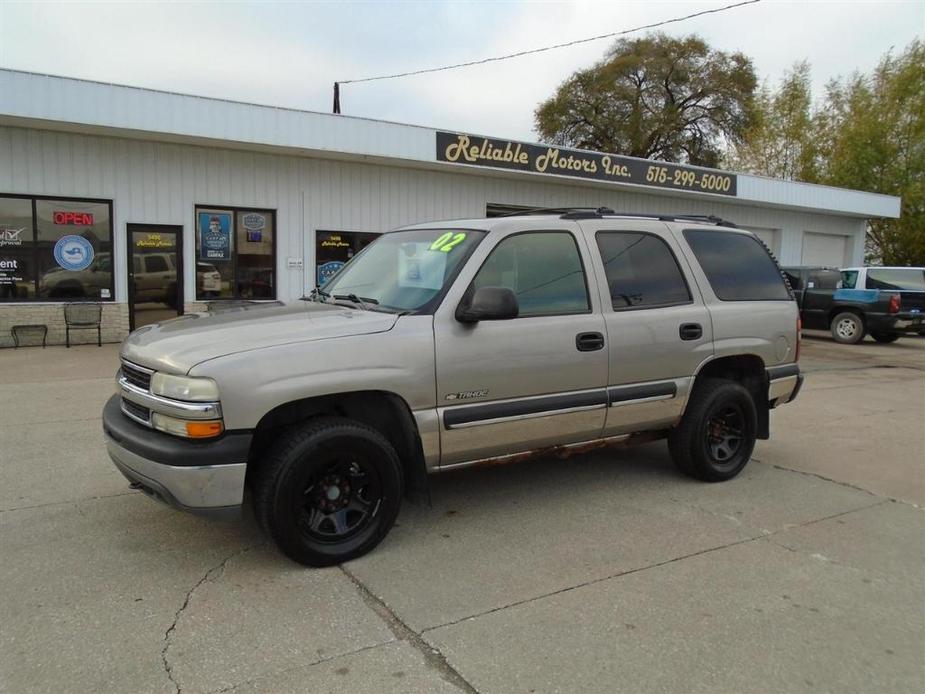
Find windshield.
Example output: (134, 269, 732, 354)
(865, 268, 925, 291)
(319, 229, 485, 312)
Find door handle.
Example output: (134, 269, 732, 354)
(576, 332, 605, 351)
(679, 323, 703, 341)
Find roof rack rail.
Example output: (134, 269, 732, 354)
(499, 206, 614, 218)
(559, 210, 738, 227)
(497, 207, 738, 227)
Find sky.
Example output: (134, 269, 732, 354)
(1, 0, 923, 141)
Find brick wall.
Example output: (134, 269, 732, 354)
(0, 303, 130, 348)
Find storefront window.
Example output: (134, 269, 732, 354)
(0, 197, 34, 300)
(315, 230, 380, 287)
(0, 194, 114, 302)
(195, 206, 276, 300)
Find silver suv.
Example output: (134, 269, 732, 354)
(103, 209, 803, 566)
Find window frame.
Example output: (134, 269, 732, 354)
(463, 229, 593, 319)
(0, 192, 115, 303)
(194, 204, 277, 301)
(594, 230, 694, 312)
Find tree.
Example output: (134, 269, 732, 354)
(728, 61, 822, 182)
(534, 33, 757, 168)
(818, 40, 925, 265)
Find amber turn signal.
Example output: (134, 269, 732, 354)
(185, 420, 224, 438)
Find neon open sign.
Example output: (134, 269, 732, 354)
(53, 211, 94, 225)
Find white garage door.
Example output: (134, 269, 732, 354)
(802, 232, 849, 267)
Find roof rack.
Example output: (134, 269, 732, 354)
(498, 206, 614, 218)
(561, 210, 738, 227)
(497, 207, 737, 227)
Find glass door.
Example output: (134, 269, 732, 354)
(127, 224, 183, 331)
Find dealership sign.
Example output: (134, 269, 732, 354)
(435, 132, 737, 197)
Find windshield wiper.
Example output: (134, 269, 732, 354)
(301, 287, 331, 303)
(333, 293, 379, 310)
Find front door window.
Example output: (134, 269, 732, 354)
(128, 226, 182, 330)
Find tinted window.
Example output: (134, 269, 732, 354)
(841, 270, 858, 289)
(807, 269, 841, 289)
(472, 232, 589, 316)
(865, 268, 925, 291)
(595, 232, 690, 309)
(684, 229, 790, 301)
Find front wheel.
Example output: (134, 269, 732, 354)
(254, 417, 403, 567)
(870, 331, 900, 344)
(831, 311, 865, 344)
(668, 379, 757, 482)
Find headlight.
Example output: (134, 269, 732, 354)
(150, 373, 219, 402)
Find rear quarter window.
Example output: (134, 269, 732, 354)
(684, 229, 791, 301)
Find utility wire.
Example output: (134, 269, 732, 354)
(339, 0, 762, 85)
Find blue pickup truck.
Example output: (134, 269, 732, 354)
(782, 266, 925, 344)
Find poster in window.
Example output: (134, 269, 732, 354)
(242, 213, 265, 243)
(198, 212, 231, 261)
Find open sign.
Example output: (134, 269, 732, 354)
(53, 211, 94, 225)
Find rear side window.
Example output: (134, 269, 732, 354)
(684, 229, 790, 301)
(471, 231, 589, 316)
(841, 270, 858, 289)
(595, 232, 691, 309)
(865, 268, 925, 291)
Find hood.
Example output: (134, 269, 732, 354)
(121, 301, 399, 374)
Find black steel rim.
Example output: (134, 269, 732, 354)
(297, 454, 382, 543)
(705, 404, 745, 468)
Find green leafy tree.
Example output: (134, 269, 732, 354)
(734, 41, 924, 265)
(534, 33, 757, 167)
(728, 61, 822, 182)
(818, 41, 925, 265)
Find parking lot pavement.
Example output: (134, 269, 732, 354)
(1, 338, 923, 693)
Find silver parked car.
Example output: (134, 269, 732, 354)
(103, 208, 803, 566)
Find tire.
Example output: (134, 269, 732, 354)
(831, 311, 865, 344)
(668, 379, 757, 482)
(254, 417, 404, 567)
(870, 331, 900, 344)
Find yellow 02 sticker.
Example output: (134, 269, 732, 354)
(429, 231, 467, 253)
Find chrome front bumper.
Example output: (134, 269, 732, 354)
(107, 436, 246, 520)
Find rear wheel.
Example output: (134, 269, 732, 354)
(870, 331, 900, 343)
(668, 379, 757, 482)
(254, 417, 403, 567)
(831, 311, 865, 344)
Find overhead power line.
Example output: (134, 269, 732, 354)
(334, 0, 761, 109)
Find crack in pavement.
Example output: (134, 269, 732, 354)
(766, 462, 912, 505)
(340, 564, 481, 694)
(418, 499, 889, 637)
(161, 545, 257, 694)
(0, 491, 137, 514)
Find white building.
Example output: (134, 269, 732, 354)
(0, 69, 901, 346)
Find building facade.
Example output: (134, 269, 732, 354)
(0, 69, 901, 346)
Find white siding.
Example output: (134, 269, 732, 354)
(1, 125, 869, 304)
(0, 69, 901, 220)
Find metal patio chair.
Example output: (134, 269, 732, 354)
(64, 303, 102, 347)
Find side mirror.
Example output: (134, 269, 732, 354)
(456, 286, 519, 323)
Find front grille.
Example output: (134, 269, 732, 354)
(121, 398, 151, 424)
(121, 361, 152, 391)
